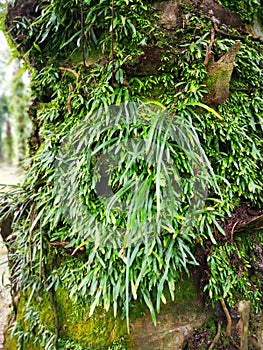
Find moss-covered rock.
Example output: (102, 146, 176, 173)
(4, 278, 209, 349)
(55, 288, 127, 347)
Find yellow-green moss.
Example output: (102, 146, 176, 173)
(3, 332, 17, 350)
(4, 279, 199, 349)
(55, 288, 127, 347)
(5, 286, 128, 349)
(174, 277, 198, 303)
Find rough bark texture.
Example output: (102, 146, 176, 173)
(199, 0, 246, 30)
(237, 300, 251, 350)
(236, 214, 263, 233)
(205, 41, 241, 105)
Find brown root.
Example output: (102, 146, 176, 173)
(220, 298, 232, 337)
(208, 321, 221, 350)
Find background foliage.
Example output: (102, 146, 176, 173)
(0, 9, 31, 164)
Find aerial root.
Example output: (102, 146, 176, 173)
(220, 297, 232, 337)
(208, 321, 221, 350)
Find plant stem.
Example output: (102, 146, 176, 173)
(208, 321, 221, 350)
(220, 297, 232, 337)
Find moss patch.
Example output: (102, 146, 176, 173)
(55, 288, 127, 347)
(205, 42, 241, 105)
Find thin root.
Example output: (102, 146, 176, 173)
(208, 321, 221, 350)
(204, 27, 215, 66)
(59, 67, 79, 82)
(220, 297, 232, 337)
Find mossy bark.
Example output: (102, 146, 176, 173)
(205, 41, 241, 105)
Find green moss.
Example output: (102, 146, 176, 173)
(219, 0, 261, 23)
(3, 332, 17, 350)
(68, 48, 101, 67)
(205, 42, 241, 105)
(5, 279, 198, 349)
(129, 300, 147, 322)
(55, 288, 127, 347)
(4, 290, 55, 349)
(5, 287, 128, 349)
(4, 335, 39, 350)
(206, 67, 232, 104)
(174, 278, 197, 303)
